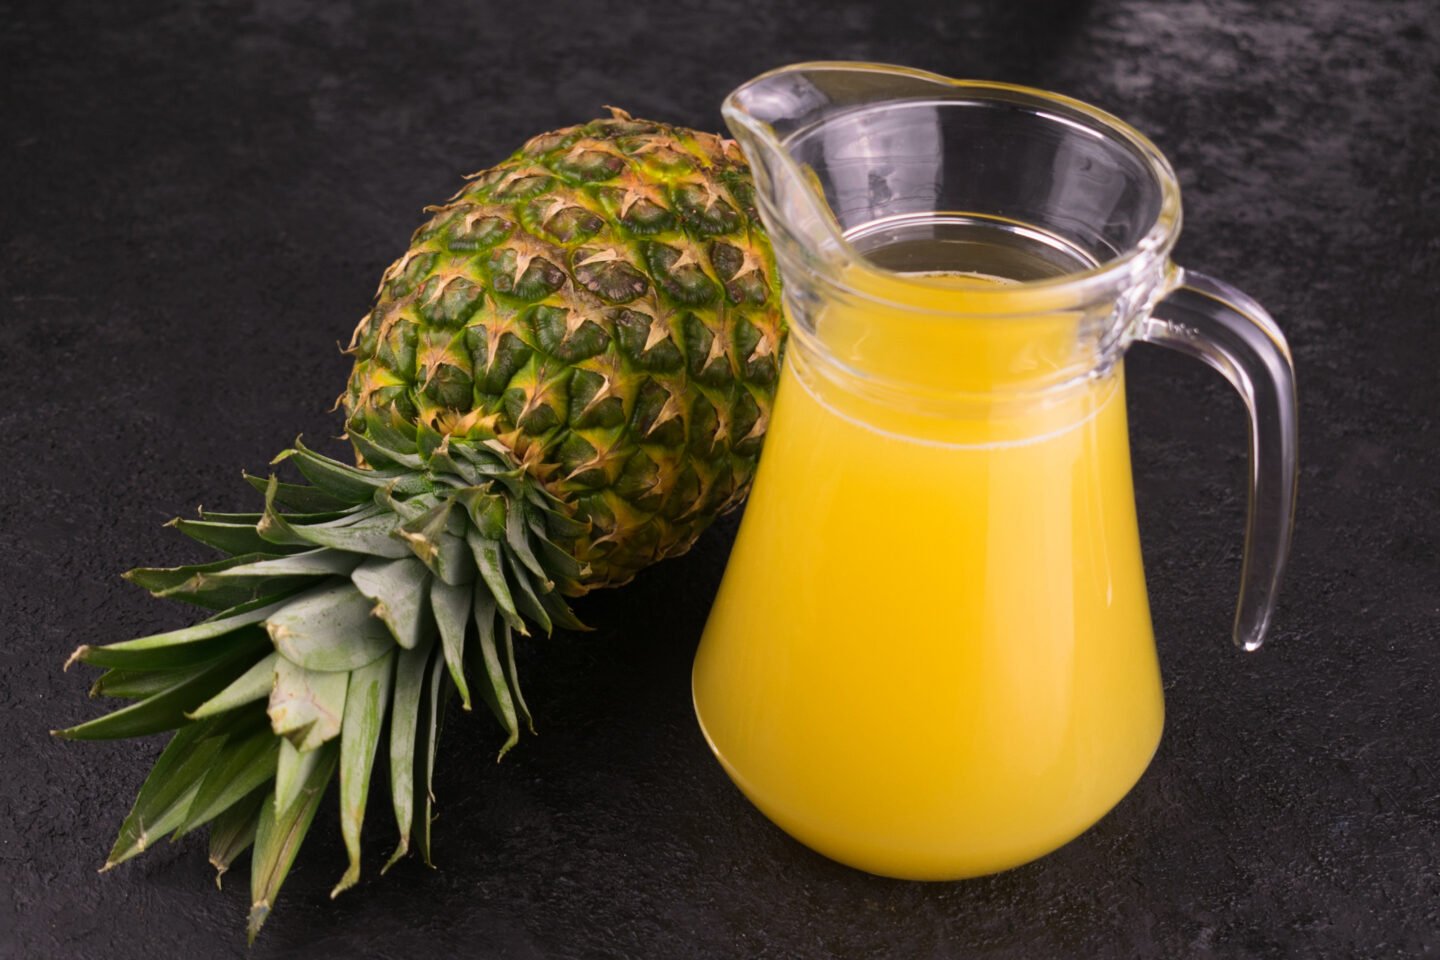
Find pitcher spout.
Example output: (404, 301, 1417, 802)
(721, 66, 855, 275)
(723, 62, 992, 281)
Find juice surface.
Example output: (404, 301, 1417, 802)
(692, 270, 1165, 879)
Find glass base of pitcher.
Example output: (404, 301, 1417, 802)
(692, 676, 1164, 882)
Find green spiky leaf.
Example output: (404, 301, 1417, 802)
(103, 721, 225, 868)
(332, 649, 396, 896)
(56, 639, 268, 740)
(382, 642, 432, 873)
(208, 786, 265, 888)
(249, 741, 337, 943)
(269, 658, 350, 752)
(350, 556, 433, 649)
(188, 652, 279, 719)
(264, 581, 396, 672)
(180, 722, 282, 835)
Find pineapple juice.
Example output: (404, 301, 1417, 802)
(693, 227, 1165, 879)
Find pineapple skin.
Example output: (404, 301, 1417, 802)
(345, 111, 786, 591)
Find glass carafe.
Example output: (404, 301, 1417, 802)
(692, 62, 1298, 879)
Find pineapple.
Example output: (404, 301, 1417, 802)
(346, 108, 781, 588)
(56, 110, 785, 941)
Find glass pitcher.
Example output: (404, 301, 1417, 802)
(692, 62, 1298, 880)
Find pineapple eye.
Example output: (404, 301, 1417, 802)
(421, 362, 475, 411)
(376, 318, 420, 379)
(571, 247, 650, 304)
(448, 214, 514, 252)
(673, 184, 741, 237)
(708, 241, 744, 279)
(681, 312, 732, 386)
(527, 304, 610, 362)
(567, 368, 626, 429)
(612, 448, 662, 510)
(611, 308, 683, 372)
(502, 379, 564, 435)
(629, 378, 686, 447)
(620, 198, 675, 235)
(478, 331, 533, 395)
(730, 389, 764, 457)
(686, 392, 721, 457)
(542, 205, 603, 244)
(416, 275, 485, 327)
(554, 433, 608, 489)
(491, 174, 554, 201)
(644, 242, 719, 306)
(554, 150, 625, 183)
(487, 249, 567, 301)
(733, 314, 779, 385)
(522, 131, 572, 157)
(513, 257, 568, 300)
(385, 252, 438, 298)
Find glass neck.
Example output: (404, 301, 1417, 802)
(778, 236, 1175, 418)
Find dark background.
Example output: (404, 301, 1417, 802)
(3, 1, 1437, 957)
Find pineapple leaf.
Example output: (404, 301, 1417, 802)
(524, 505, 587, 581)
(382, 642, 432, 873)
(350, 556, 433, 650)
(269, 658, 350, 752)
(212, 548, 365, 580)
(208, 786, 265, 889)
(203, 504, 368, 525)
(504, 500, 551, 587)
(302, 514, 413, 558)
(259, 475, 408, 558)
(503, 550, 552, 636)
(429, 579, 472, 711)
(91, 659, 220, 700)
(539, 585, 590, 632)
(414, 649, 449, 868)
(179, 722, 281, 836)
(264, 581, 396, 672)
(249, 741, 337, 944)
(415, 527, 473, 586)
(274, 737, 325, 812)
(103, 720, 225, 869)
(72, 598, 287, 671)
(188, 651, 279, 719)
(502, 622, 534, 734)
(244, 472, 358, 512)
(397, 499, 475, 586)
(55, 639, 268, 740)
(282, 438, 414, 500)
(347, 429, 425, 471)
(471, 586, 520, 757)
(123, 552, 286, 594)
(167, 517, 308, 557)
(126, 553, 311, 610)
(353, 410, 421, 457)
(332, 649, 396, 897)
(466, 529, 525, 635)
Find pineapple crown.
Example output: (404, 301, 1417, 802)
(58, 423, 594, 941)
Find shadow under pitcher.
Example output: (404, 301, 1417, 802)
(692, 62, 1298, 879)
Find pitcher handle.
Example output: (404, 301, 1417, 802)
(1137, 268, 1299, 651)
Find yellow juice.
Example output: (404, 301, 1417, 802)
(692, 268, 1165, 879)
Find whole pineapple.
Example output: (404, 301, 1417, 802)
(57, 111, 784, 941)
(347, 108, 782, 588)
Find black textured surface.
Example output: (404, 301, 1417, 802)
(3, 1, 1438, 957)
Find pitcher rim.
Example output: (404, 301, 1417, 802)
(722, 61, 1184, 316)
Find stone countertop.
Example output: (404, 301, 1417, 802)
(3, 1, 1437, 957)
